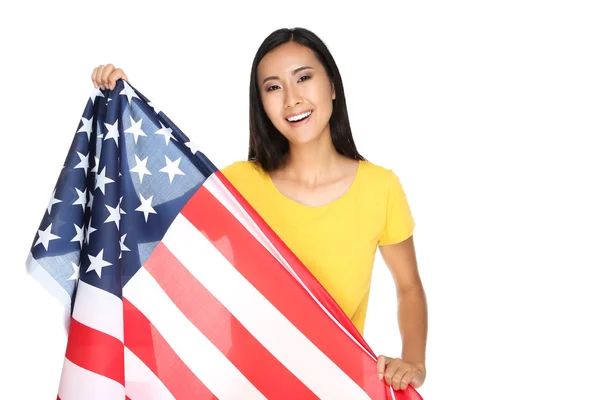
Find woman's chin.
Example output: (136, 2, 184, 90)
(285, 131, 326, 146)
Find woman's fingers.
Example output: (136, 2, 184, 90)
(391, 367, 410, 391)
(376, 355, 389, 380)
(91, 67, 98, 88)
(379, 356, 426, 391)
(107, 68, 128, 90)
(100, 64, 115, 89)
(91, 64, 129, 90)
(383, 359, 402, 387)
(92, 65, 105, 88)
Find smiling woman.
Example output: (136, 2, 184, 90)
(89, 26, 428, 393)
(223, 28, 429, 392)
(248, 36, 361, 172)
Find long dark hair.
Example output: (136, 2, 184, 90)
(248, 27, 365, 172)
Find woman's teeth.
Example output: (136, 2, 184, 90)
(287, 111, 312, 122)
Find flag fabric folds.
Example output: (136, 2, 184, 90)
(26, 79, 423, 400)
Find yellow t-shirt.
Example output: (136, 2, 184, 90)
(220, 159, 415, 334)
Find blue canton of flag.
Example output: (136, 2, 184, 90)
(27, 79, 215, 328)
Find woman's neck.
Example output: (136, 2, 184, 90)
(280, 134, 345, 186)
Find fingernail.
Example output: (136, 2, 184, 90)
(378, 374, 383, 380)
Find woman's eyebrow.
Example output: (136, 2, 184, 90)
(261, 66, 314, 85)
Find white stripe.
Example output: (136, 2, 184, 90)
(125, 347, 175, 400)
(72, 280, 123, 341)
(26, 252, 72, 332)
(58, 358, 124, 400)
(123, 267, 267, 400)
(163, 214, 371, 400)
(206, 174, 374, 360)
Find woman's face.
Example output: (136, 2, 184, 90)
(257, 41, 336, 146)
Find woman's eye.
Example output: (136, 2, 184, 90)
(266, 76, 309, 92)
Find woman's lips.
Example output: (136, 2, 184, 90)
(286, 110, 313, 127)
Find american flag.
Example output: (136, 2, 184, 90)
(26, 79, 423, 400)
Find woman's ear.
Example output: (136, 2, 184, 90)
(331, 82, 336, 100)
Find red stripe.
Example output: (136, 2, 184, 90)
(181, 182, 389, 398)
(123, 298, 215, 399)
(143, 242, 318, 399)
(64, 318, 124, 385)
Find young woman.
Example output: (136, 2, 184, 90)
(91, 27, 428, 392)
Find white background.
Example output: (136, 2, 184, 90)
(1, 1, 599, 399)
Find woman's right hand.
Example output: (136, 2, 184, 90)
(91, 64, 129, 91)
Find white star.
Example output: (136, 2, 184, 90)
(85, 217, 97, 244)
(90, 87, 105, 105)
(91, 156, 99, 174)
(119, 233, 130, 259)
(73, 151, 89, 177)
(124, 116, 147, 144)
(104, 120, 120, 147)
(104, 203, 121, 230)
(149, 102, 161, 114)
(155, 121, 176, 146)
(72, 188, 87, 213)
(119, 81, 140, 105)
(47, 189, 62, 215)
(35, 223, 61, 250)
(159, 155, 185, 183)
(77, 116, 93, 141)
(87, 190, 94, 210)
(86, 249, 112, 279)
(95, 167, 115, 195)
(68, 262, 80, 281)
(130, 154, 152, 183)
(185, 140, 200, 154)
(135, 193, 157, 222)
(70, 223, 85, 248)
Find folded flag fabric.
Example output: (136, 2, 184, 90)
(26, 79, 423, 400)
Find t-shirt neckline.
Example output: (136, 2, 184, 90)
(265, 160, 364, 210)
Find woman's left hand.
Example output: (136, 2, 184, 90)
(377, 355, 426, 391)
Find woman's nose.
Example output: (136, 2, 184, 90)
(284, 86, 303, 109)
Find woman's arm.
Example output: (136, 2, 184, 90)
(377, 235, 428, 390)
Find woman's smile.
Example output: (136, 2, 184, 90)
(285, 110, 314, 127)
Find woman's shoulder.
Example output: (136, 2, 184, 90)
(359, 160, 400, 186)
(219, 160, 268, 189)
(357, 160, 411, 206)
(220, 160, 263, 177)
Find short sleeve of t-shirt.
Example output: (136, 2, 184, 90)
(378, 170, 415, 245)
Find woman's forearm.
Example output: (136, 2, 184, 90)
(398, 284, 428, 367)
